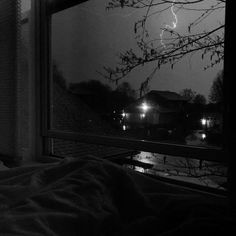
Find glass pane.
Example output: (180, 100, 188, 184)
(51, 138, 227, 191)
(51, 0, 225, 149)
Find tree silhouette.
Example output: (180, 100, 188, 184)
(69, 80, 112, 113)
(209, 69, 223, 105)
(104, 0, 225, 93)
(69, 80, 111, 96)
(179, 88, 196, 103)
(68, 80, 136, 115)
(116, 82, 136, 99)
(53, 63, 67, 89)
(193, 93, 206, 105)
(110, 82, 136, 111)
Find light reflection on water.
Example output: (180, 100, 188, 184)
(126, 151, 227, 190)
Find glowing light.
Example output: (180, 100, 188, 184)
(201, 118, 207, 126)
(140, 102, 150, 113)
(140, 113, 146, 119)
(160, 0, 178, 48)
(122, 112, 126, 118)
(135, 167, 145, 173)
(207, 119, 211, 127)
(202, 133, 206, 140)
(122, 125, 127, 131)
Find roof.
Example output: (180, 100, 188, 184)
(69, 87, 94, 96)
(124, 90, 187, 112)
(146, 90, 188, 101)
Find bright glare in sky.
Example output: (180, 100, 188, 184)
(140, 103, 150, 112)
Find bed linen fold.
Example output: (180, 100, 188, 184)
(0, 156, 235, 235)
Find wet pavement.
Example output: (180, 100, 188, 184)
(127, 150, 227, 190)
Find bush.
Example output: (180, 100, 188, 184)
(206, 131, 222, 146)
(149, 127, 169, 140)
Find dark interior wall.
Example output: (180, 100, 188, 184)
(0, 0, 19, 161)
(16, 11, 31, 163)
(48, 0, 88, 13)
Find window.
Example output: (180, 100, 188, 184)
(34, 0, 230, 192)
(50, 1, 225, 147)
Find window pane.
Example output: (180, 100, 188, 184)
(51, 138, 227, 191)
(51, 0, 225, 149)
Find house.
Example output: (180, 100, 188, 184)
(201, 112, 223, 130)
(122, 90, 188, 129)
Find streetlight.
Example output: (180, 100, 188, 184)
(139, 102, 151, 137)
(140, 113, 145, 119)
(201, 133, 206, 140)
(201, 118, 207, 126)
(140, 102, 150, 113)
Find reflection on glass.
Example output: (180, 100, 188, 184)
(51, 0, 225, 148)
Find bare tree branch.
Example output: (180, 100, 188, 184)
(104, 0, 225, 94)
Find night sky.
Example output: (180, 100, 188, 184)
(23, 0, 225, 100)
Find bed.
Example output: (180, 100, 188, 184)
(0, 155, 235, 235)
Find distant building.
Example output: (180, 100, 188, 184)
(201, 112, 223, 131)
(122, 90, 188, 129)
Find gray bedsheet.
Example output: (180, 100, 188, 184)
(0, 156, 235, 235)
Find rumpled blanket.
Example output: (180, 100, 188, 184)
(0, 156, 235, 235)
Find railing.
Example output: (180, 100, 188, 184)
(44, 130, 226, 163)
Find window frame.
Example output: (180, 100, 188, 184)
(33, 0, 231, 193)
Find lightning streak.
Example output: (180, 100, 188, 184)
(160, 0, 178, 48)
